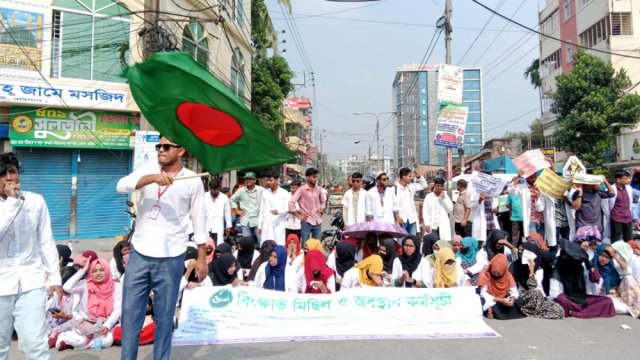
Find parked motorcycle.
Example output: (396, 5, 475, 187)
(321, 211, 344, 255)
(122, 200, 136, 242)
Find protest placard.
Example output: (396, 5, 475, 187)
(534, 168, 571, 199)
(562, 156, 586, 180)
(173, 286, 500, 345)
(470, 171, 508, 197)
(513, 149, 550, 178)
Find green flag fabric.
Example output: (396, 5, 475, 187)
(127, 52, 295, 173)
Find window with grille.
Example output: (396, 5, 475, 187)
(611, 12, 632, 35)
(230, 48, 245, 99)
(50, 11, 61, 78)
(182, 22, 209, 67)
(579, 16, 609, 48)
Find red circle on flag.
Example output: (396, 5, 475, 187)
(176, 102, 243, 146)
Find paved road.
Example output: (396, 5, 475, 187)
(10, 214, 640, 359)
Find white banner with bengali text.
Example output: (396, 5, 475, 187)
(470, 171, 508, 198)
(172, 286, 500, 345)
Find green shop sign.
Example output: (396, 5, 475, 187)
(9, 107, 140, 149)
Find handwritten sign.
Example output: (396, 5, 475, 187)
(470, 171, 507, 197)
(562, 156, 586, 180)
(173, 286, 500, 345)
(535, 168, 571, 199)
(513, 149, 550, 178)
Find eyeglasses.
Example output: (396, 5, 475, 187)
(155, 144, 181, 151)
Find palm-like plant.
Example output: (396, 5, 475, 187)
(524, 58, 543, 116)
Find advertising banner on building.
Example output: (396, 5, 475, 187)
(434, 103, 467, 149)
(9, 107, 139, 149)
(173, 286, 500, 346)
(437, 64, 464, 104)
(0, 3, 46, 72)
(0, 79, 129, 110)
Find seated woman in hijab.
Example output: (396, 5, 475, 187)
(109, 240, 130, 283)
(214, 243, 233, 258)
(549, 241, 615, 318)
(234, 236, 260, 282)
(246, 240, 276, 286)
(341, 254, 384, 289)
(512, 243, 564, 319)
(426, 248, 470, 288)
(396, 236, 427, 288)
(285, 233, 303, 268)
(456, 237, 485, 286)
(254, 245, 296, 292)
(479, 230, 516, 265)
(478, 253, 525, 319)
(592, 242, 640, 317)
(357, 232, 379, 261)
(329, 241, 357, 291)
(209, 253, 244, 287)
(379, 238, 402, 287)
(55, 258, 122, 350)
(296, 249, 336, 294)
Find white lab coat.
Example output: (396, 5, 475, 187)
(508, 181, 544, 241)
(469, 194, 500, 242)
(537, 193, 557, 246)
(394, 177, 428, 228)
(342, 188, 367, 227)
(365, 187, 399, 224)
(204, 192, 232, 245)
(421, 192, 454, 240)
(258, 187, 291, 246)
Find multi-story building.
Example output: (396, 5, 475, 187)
(392, 64, 483, 168)
(539, 0, 640, 161)
(0, 0, 252, 240)
(282, 96, 312, 178)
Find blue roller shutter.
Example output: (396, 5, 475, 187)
(76, 150, 131, 239)
(15, 148, 71, 240)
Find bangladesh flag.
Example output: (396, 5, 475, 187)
(127, 52, 295, 173)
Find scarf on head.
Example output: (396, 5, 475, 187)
(512, 242, 541, 289)
(301, 238, 323, 266)
(478, 254, 515, 298)
(236, 236, 256, 269)
(380, 238, 398, 273)
(247, 240, 276, 281)
(205, 238, 216, 264)
(56, 244, 72, 266)
(434, 248, 458, 288)
(354, 254, 383, 287)
(215, 243, 232, 257)
(426, 240, 452, 266)
(457, 237, 479, 266)
(286, 233, 301, 258)
(592, 243, 620, 294)
(264, 245, 288, 291)
(209, 253, 238, 286)
(304, 250, 335, 293)
(335, 241, 356, 276)
(527, 232, 548, 251)
(399, 236, 422, 277)
(86, 258, 116, 319)
(485, 230, 509, 261)
(363, 232, 379, 260)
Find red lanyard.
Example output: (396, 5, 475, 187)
(157, 184, 170, 200)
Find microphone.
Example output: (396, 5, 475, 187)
(15, 189, 25, 201)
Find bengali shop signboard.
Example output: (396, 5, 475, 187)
(172, 286, 499, 345)
(434, 103, 467, 149)
(9, 107, 139, 149)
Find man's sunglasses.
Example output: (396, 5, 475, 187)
(155, 144, 181, 151)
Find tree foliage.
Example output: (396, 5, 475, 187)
(503, 118, 544, 150)
(552, 51, 640, 166)
(250, 0, 294, 135)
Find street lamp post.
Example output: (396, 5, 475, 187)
(354, 111, 397, 174)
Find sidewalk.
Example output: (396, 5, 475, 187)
(62, 237, 120, 260)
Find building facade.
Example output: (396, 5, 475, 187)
(539, 0, 640, 159)
(282, 96, 312, 179)
(392, 64, 484, 168)
(0, 0, 252, 240)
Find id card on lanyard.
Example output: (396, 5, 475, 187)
(149, 184, 170, 220)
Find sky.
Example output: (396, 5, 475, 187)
(267, 0, 544, 165)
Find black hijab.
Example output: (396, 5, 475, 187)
(512, 242, 541, 289)
(247, 240, 276, 281)
(335, 241, 356, 277)
(184, 246, 199, 283)
(380, 238, 397, 273)
(486, 229, 509, 261)
(399, 235, 422, 277)
(236, 236, 255, 269)
(209, 253, 238, 286)
(556, 241, 589, 306)
(215, 243, 232, 257)
(56, 245, 72, 266)
(112, 240, 130, 275)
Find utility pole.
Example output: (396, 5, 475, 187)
(375, 115, 380, 173)
(444, 0, 456, 180)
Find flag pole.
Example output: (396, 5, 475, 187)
(174, 172, 210, 180)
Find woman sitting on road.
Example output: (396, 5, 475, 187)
(285, 233, 303, 268)
(296, 249, 336, 294)
(593, 242, 640, 317)
(340, 254, 384, 289)
(478, 253, 525, 319)
(457, 237, 485, 285)
(209, 253, 244, 287)
(234, 236, 260, 282)
(54, 258, 122, 350)
(379, 238, 402, 287)
(254, 245, 296, 292)
(549, 241, 615, 318)
(109, 240, 130, 283)
(481, 229, 515, 264)
(426, 247, 470, 288)
(246, 240, 277, 285)
(396, 235, 426, 288)
(329, 241, 357, 291)
(357, 232, 379, 261)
